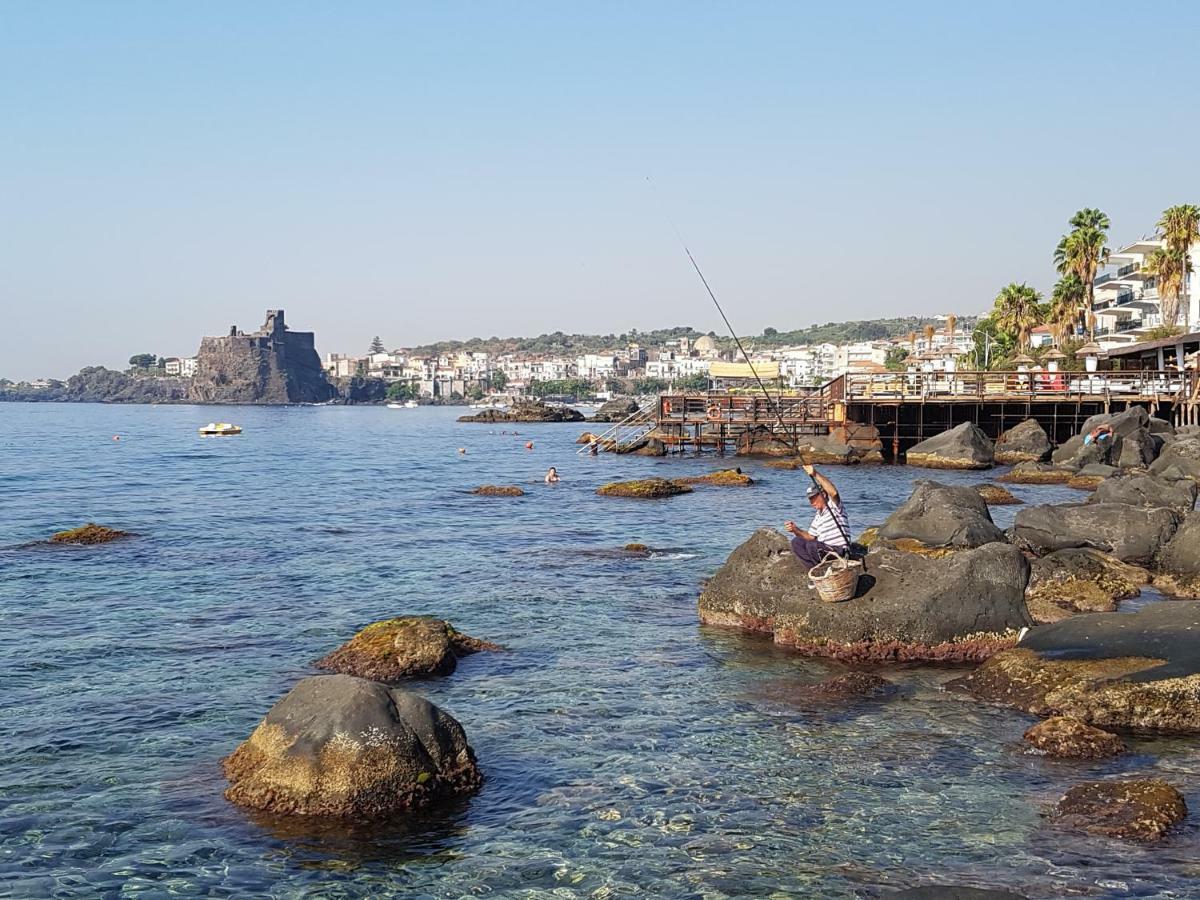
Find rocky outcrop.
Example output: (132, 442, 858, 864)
(956, 602, 1200, 732)
(1155, 511, 1200, 598)
(458, 401, 584, 423)
(1024, 549, 1148, 623)
(618, 435, 667, 456)
(905, 422, 994, 469)
(472, 485, 525, 497)
(1149, 435, 1200, 483)
(698, 529, 1031, 661)
(828, 422, 885, 463)
(1092, 472, 1197, 513)
(316, 617, 499, 680)
(190, 310, 336, 404)
(48, 523, 131, 545)
(1023, 717, 1125, 759)
(876, 481, 1005, 551)
(1052, 780, 1186, 842)
(1013, 502, 1180, 565)
(1066, 463, 1117, 491)
(331, 375, 388, 404)
(736, 428, 866, 464)
(997, 462, 1074, 484)
(994, 419, 1051, 465)
(588, 398, 640, 423)
(223, 674, 481, 818)
(975, 484, 1022, 505)
(674, 469, 754, 486)
(597, 478, 692, 499)
(1051, 407, 1158, 471)
(0, 367, 192, 403)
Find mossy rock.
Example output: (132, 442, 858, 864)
(1023, 716, 1125, 759)
(998, 463, 1074, 485)
(624, 543, 650, 553)
(1067, 474, 1106, 491)
(576, 432, 601, 445)
(975, 484, 1022, 505)
(1025, 550, 1147, 623)
(673, 469, 754, 487)
(1053, 779, 1186, 842)
(857, 526, 879, 547)
(1153, 572, 1200, 599)
(875, 537, 959, 558)
(316, 616, 500, 681)
(49, 523, 131, 545)
(472, 485, 525, 497)
(596, 478, 693, 499)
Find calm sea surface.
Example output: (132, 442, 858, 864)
(2, 403, 1197, 898)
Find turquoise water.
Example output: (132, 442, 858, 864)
(2, 403, 1197, 898)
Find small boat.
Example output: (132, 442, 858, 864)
(405, 400, 418, 408)
(386, 402, 405, 409)
(198, 422, 242, 435)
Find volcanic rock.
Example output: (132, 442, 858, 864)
(597, 478, 692, 499)
(994, 419, 1051, 465)
(1024, 549, 1148, 624)
(876, 481, 1006, 551)
(472, 485, 525, 497)
(674, 469, 754, 486)
(49, 523, 131, 545)
(698, 529, 1031, 662)
(796, 671, 899, 701)
(1149, 435, 1200, 483)
(1091, 472, 1197, 513)
(1023, 716, 1126, 759)
(316, 617, 500, 680)
(223, 674, 481, 819)
(458, 401, 584, 423)
(1052, 779, 1186, 842)
(1155, 511, 1200, 598)
(905, 422, 994, 470)
(1052, 407, 1157, 471)
(997, 462, 1074, 485)
(975, 484, 1022, 505)
(1012, 502, 1180, 564)
(587, 397, 640, 423)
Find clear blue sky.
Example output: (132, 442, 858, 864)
(3, 1, 1198, 379)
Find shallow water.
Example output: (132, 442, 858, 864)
(2, 403, 1197, 898)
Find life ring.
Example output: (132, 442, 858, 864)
(706, 403, 723, 421)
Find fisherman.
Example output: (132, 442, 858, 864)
(544, 466, 560, 483)
(784, 464, 850, 568)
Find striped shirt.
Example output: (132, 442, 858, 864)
(810, 499, 850, 549)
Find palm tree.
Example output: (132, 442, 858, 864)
(945, 313, 957, 346)
(1158, 204, 1200, 328)
(1049, 275, 1085, 345)
(922, 323, 936, 352)
(993, 282, 1044, 349)
(907, 331, 917, 356)
(1054, 208, 1110, 340)
(1143, 247, 1185, 327)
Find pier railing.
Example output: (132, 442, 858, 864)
(842, 369, 1189, 402)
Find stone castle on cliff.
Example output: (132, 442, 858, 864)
(189, 309, 336, 404)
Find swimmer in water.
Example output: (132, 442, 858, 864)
(544, 466, 559, 483)
(458, 447, 467, 455)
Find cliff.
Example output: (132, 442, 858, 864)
(188, 310, 335, 404)
(0, 367, 189, 403)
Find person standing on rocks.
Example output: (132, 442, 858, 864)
(784, 464, 850, 568)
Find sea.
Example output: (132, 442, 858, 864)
(2, 403, 1197, 898)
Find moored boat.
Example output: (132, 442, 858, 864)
(198, 422, 243, 435)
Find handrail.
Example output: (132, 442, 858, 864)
(841, 369, 1187, 401)
(576, 403, 656, 454)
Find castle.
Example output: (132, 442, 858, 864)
(189, 309, 336, 404)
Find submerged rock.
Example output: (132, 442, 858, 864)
(48, 523, 131, 545)
(316, 616, 499, 681)
(1052, 779, 1186, 842)
(998, 462, 1074, 485)
(796, 671, 898, 701)
(975, 484, 1022, 506)
(223, 674, 481, 819)
(1024, 549, 1147, 624)
(956, 602, 1200, 732)
(994, 419, 1052, 465)
(890, 889, 1027, 900)
(1023, 716, 1126, 759)
(877, 481, 1005, 550)
(905, 422, 994, 470)
(472, 485, 525, 497)
(1013, 502, 1180, 565)
(674, 469, 754, 486)
(698, 529, 1030, 662)
(596, 478, 692, 499)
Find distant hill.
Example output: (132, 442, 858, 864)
(407, 317, 974, 355)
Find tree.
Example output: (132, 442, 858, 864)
(1157, 204, 1200, 328)
(1143, 247, 1185, 327)
(385, 380, 416, 401)
(1054, 208, 1110, 339)
(677, 372, 711, 391)
(922, 324, 935, 351)
(128, 353, 156, 369)
(763, 327, 778, 337)
(633, 377, 670, 394)
(964, 315, 1015, 370)
(489, 370, 508, 392)
(369, 336, 385, 354)
(945, 314, 957, 346)
(992, 282, 1044, 349)
(1049, 275, 1085, 345)
(885, 347, 910, 371)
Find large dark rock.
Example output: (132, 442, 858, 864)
(1013, 502, 1180, 564)
(48, 523, 132, 545)
(0, 367, 192, 403)
(1024, 549, 1148, 623)
(698, 529, 1031, 661)
(316, 617, 500, 681)
(587, 397, 640, 423)
(1052, 406, 1157, 470)
(877, 481, 1005, 550)
(956, 602, 1200, 732)
(906, 422, 994, 469)
(1091, 472, 1197, 513)
(994, 419, 1051, 465)
(458, 401, 584, 423)
(1053, 780, 1186, 842)
(1149, 436, 1200, 483)
(223, 674, 481, 818)
(1156, 511, 1200, 598)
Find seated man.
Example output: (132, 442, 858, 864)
(784, 464, 850, 568)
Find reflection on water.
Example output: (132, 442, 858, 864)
(1, 403, 1197, 897)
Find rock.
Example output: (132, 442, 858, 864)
(975, 484, 1022, 505)
(472, 485, 525, 496)
(1155, 511, 1200, 598)
(698, 529, 1031, 662)
(994, 419, 1052, 465)
(997, 462, 1074, 484)
(316, 617, 499, 680)
(190, 310, 336, 404)
(222, 674, 481, 818)
(1053, 407, 1158, 470)
(587, 397, 640, 423)
(48, 523, 131, 545)
(1013, 502, 1180, 565)
(1066, 466, 1112, 491)
(1149, 436, 1200, 483)
(8, 366, 192, 403)
(625, 436, 667, 457)
(906, 422, 994, 470)
(597, 478, 693, 499)
(877, 481, 1006, 550)
(829, 422, 885, 462)
(1149, 417, 1175, 435)
(1024, 549, 1147, 623)
(623, 542, 650, 553)
(955, 602, 1200, 732)
(576, 431, 601, 444)
(1023, 716, 1126, 758)
(1092, 472, 1197, 513)
(796, 671, 898, 701)
(735, 427, 799, 457)
(674, 469, 754, 486)
(735, 429, 863, 464)
(458, 401, 584, 423)
(1052, 779, 1186, 842)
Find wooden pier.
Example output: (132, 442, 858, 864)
(645, 369, 1198, 458)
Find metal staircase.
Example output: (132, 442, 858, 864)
(576, 403, 656, 454)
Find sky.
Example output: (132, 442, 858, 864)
(2, 1, 1199, 380)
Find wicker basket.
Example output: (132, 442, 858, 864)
(808, 551, 862, 603)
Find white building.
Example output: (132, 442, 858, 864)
(644, 356, 711, 380)
(575, 353, 618, 381)
(163, 356, 198, 377)
(1091, 235, 1200, 348)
